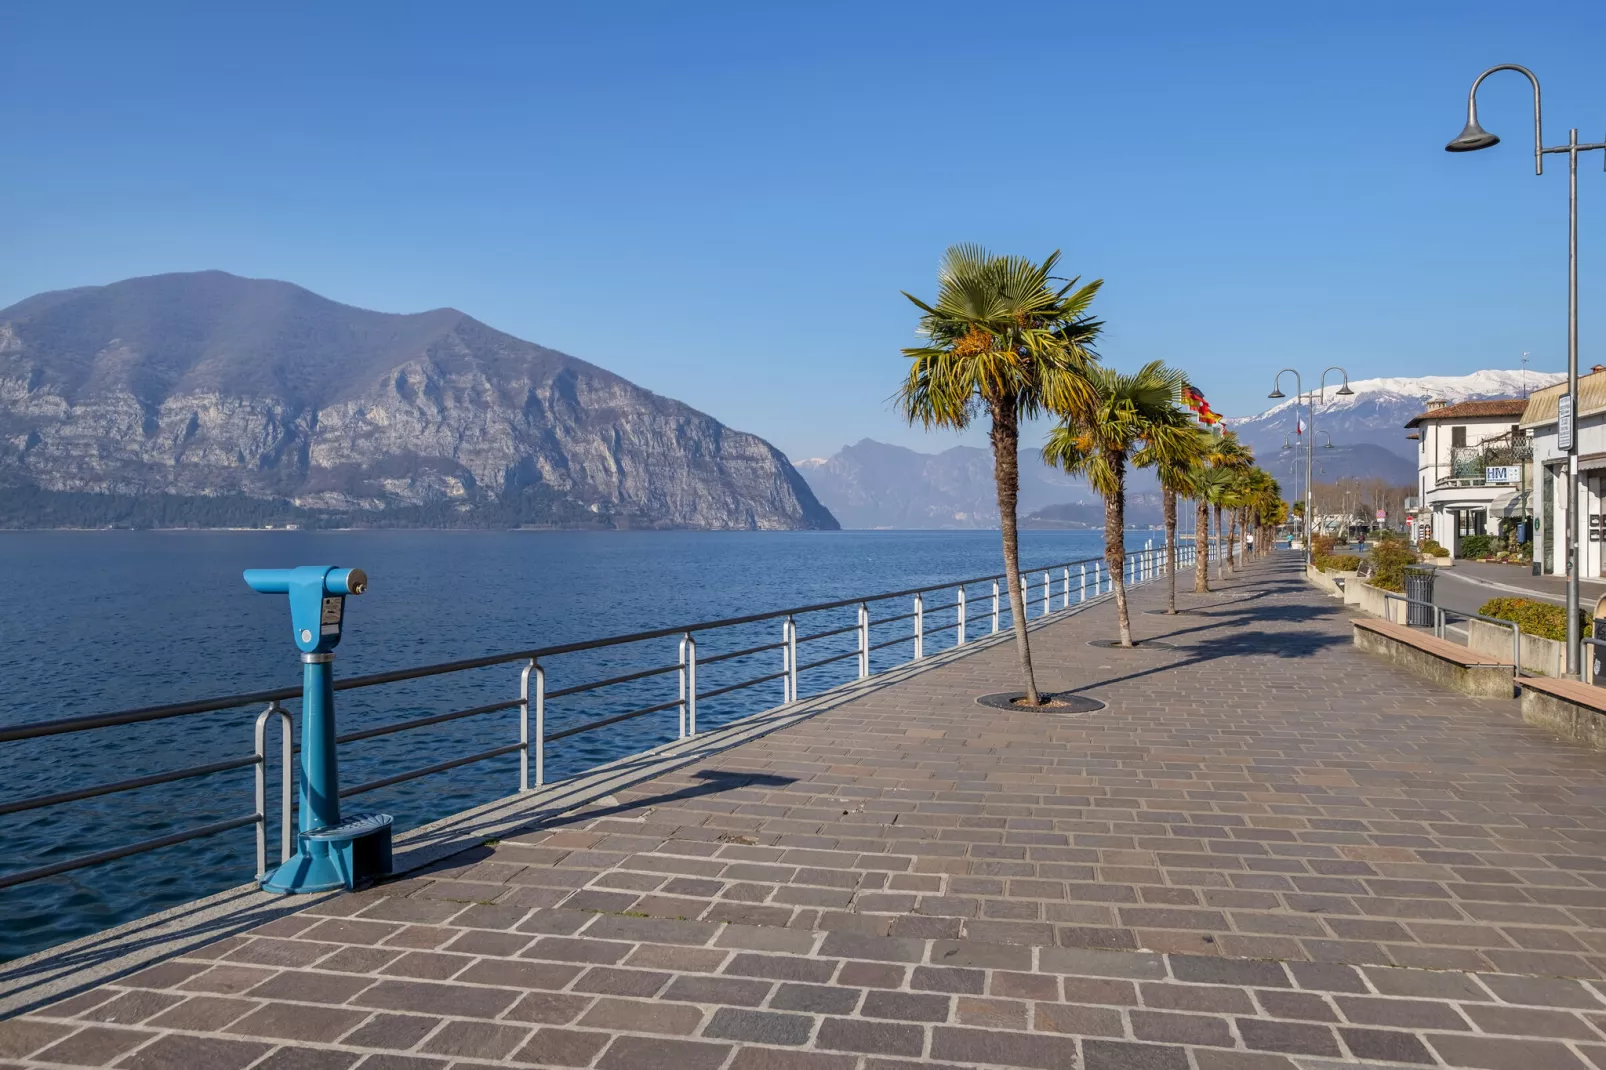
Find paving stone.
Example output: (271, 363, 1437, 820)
(814, 1017, 925, 1057)
(418, 1020, 531, 1059)
(769, 983, 862, 1014)
(579, 997, 704, 1036)
(116, 1033, 272, 1069)
(931, 1026, 1080, 1069)
(1129, 1009, 1234, 1046)
(1339, 1027, 1437, 1065)
(225, 1002, 367, 1042)
(1427, 1033, 1592, 1070)
(1080, 1040, 1191, 1070)
(1236, 1017, 1342, 1057)
(353, 979, 517, 1019)
(702, 1007, 814, 1045)
(861, 990, 951, 1022)
(34, 1027, 150, 1065)
(513, 1027, 610, 1067)
(339, 1014, 441, 1049)
(596, 1035, 732, 1070)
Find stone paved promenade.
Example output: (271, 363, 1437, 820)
(7, 554, 1606, 1069)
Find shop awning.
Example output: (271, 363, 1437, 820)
(1580, 451, 1606, 472)
(1489, 489, 1528, 518)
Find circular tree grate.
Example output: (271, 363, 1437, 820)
(1087, 639, 1177, 650)
(975, 692, 1106, 713)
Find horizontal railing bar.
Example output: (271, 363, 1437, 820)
(870, 611, 917, 627)
(0, 755, 262, 818)
(924, 620, 960, 636)
(546, 662, 681, 701)
(924, 600, 961, 614)
(3, 555, 1117, 742)
(697, 670, 788, 702)
(0, 814, 260, 891)
(795, 622, 861, 644)
(336, 699, 522, 744)
(795, 648, 862, 673)
(697, 640, 787, 667)
(868, 634, 914, 653)
(545, 698, 684, 743)
(340, 742, 526, 798)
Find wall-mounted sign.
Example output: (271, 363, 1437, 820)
(1560, 393, 1574, 451)
(1484, 466, 1517, 484)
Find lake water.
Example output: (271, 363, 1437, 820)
(0, 527, 1162, 961)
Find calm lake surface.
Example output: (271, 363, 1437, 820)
(0, 528, 1161, 961)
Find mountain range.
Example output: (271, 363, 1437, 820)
(1223, 369, 1559, 484)
(0, 272, 838, 530)
(798, 370, 1557, 530)
(793, 439, 1160, 530)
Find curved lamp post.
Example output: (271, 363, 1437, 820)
(1271, 368, 1352, 565)
(1447, 64, 1604, 677)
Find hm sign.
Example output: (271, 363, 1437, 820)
(1484, 466, 1517, 485)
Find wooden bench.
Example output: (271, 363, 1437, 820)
(1520, 676, 1606, 751)
(1351, 617, 1515, 699)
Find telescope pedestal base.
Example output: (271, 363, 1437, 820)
(262, 813, 394, 895)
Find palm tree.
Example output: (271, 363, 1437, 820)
(1204, 432, 1253, 575)
(1043, 360, 1185, 648)
(1191, 466, 1237, 592)
(898, 245, 1103, 705)
(1136, 424, 1214, 613)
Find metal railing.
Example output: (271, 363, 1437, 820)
(0, 539, 1208, 895)
(1379, 591, 1524, 679)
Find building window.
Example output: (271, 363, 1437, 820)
(1451, 426, 1467, 448)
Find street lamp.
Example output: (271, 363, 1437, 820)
(1271, 367, 1352, 565)
(1446, 63, 1604, 678)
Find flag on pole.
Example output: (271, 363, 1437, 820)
(1183, 384, 1224, 425)
(1296, 417, 1305, 436)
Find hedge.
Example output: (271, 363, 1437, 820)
(1477, 597, 1593, 642)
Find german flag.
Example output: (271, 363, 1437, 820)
(1183, 384, 1223, 425)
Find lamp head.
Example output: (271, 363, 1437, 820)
(1446, 116, 1499, 152)
(1268, 387, 1286, 399)
(1335, 381, 1354, 396)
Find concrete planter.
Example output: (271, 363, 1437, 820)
(1335, 571, 1362, 605)
(1351, 581, 1408, 623)
(1430, 556, 1452, 567)
(1305, 565, 1341, 596)
(1468, 619, 1567, 678)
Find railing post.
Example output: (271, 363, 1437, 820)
(1080, 563, 1087, 602)
(679, 635, 699, 738)
(1020, 574, 1028, 619)
(913, 595, 924, 660)
(254, 701, 293, 880)
(520, 660, 534, 790)
(992, 580, 1000, 633)
(1042, 571, 1050, 616)
(782, 616, 797, 702)
(1062, 567, 1070, 609)
(521, 659, 545, 787)
(956, 587, 967, 646)
(858, 602, 870, 678)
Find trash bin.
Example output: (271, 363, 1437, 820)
(1593, 595, 1606, 687)
(1403, 564, 1436, 627)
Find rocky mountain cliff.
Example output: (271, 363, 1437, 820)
(0, 271, 838, 530)
(794, 439, 1158, 530)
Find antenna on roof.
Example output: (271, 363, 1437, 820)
(1522, 351, 1529, 397)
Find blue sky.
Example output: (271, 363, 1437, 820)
(3, 1, 1603, 460)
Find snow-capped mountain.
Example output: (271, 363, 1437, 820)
(1226, 369, 1561, 482)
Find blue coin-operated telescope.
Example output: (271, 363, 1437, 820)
(243, 565, 393, 894)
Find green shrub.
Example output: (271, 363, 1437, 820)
(1477, 597, 1592, 642)
(1417, 538, 1447, 557)
(1459, 534, 1495, 558)
(1310, 534, 1337, 558)
(1311, 551, 1354, 572)
(1365, 538, 1419, 592)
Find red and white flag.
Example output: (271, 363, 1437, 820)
(1296, 417, 1305, 436)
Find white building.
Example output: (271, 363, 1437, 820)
(1404, 398, 1530, 557)
(1522, 369, 1606, 577)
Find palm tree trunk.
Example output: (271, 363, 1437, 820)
(1228, 510, 1239, 572)
(1164, 489, 1178, 614)
(1214, 504, 1228, 577)
(1106, 454, 1132, 647)
(1194, 499, 1209, 593)
(990, 402, 1040, 705)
